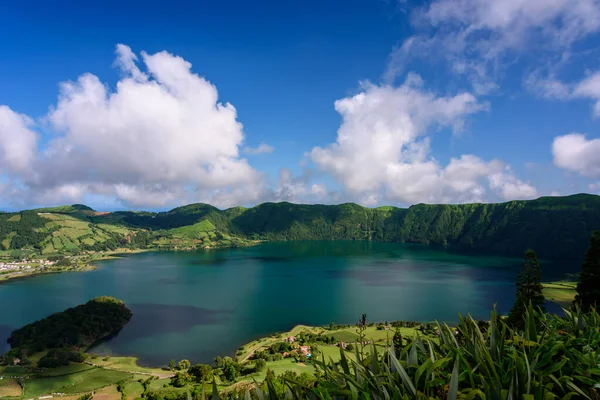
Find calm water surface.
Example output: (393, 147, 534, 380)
(0, 241, 574, 365)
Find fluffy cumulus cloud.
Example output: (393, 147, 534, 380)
(388, 0, 600, 93)
(0, 106, 38, 175)
(310, 76, 537, 204)
(553, 133, 600, 177)
(0, 42, 542, 209)
(0, 44, 266, 207)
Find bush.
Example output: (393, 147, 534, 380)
(254, 359, 266, 372)
(223, 363, 239, 382)
(177, 359, 190, 370)
(38, 348, 85, 368)
(146, 388, 188, 400)
(188, 364, 212, 382)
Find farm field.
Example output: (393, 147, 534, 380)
(22, 367, 133, 397)
(89, 356, 169, 377)
(0, 355, 171, 399)
(0, 378, 22, 397)
(542, 281, 577, 307)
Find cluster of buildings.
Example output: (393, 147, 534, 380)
(281, 337, 311, 357)
(0, 259, 54, 272)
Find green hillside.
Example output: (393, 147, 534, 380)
(224, 194, 600, 260)
(2, 194, 600, 260)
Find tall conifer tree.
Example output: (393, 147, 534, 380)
(575, 230, 600, 311)
(508, 249, 545, 329)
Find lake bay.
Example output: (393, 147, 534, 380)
(0, 241, 572, 366)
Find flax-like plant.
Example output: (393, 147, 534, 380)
(207, 305, 600, 400)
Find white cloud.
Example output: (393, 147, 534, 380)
(243, 143, 274, 155)
(526, 70, 600, 116)
(271, 168, 330, 204)
(113, 44, 147, 82)
(388, 0, 600, 92)
(0, 106, 38, 175)
(488, 169, 538, 200)
(553, 133, 600, 177)
(0, 43, 543, 209)
(0, 44, 266, 208)
(310, 76, 536, 204)
(524, 73, 573, 100)
(573, 72, 600, 116)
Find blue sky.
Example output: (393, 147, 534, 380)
(1, 0, 600, 210)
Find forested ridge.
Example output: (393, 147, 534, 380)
(2, 193, 600, 260)
(7, 296, 132, 353)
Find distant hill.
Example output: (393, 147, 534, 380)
(33, 204, 97, 216)
(1, 194, 600, 260)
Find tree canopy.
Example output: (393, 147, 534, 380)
(7, 296, 132, 353)
(507, 249, 545, 329)
(575, 230, 600, 310)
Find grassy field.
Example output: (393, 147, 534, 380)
(39, 213, 109, 253)
(244, 359, 314, 382)
(322, 326, 414, 343)
(0, 343, 173, 399)
(123, 380, 145, 399)
(148, 378, 172, 391)
(0, 355, 168, 399)
(37, 364, 95, 377)
(92, 384, 122, 400)
(90, 356, 169, 377)
(0, 378, 22, 397)
(22, 367, 133, 397)
(543, 281, 577, 307)
(0, 366, 30, 377)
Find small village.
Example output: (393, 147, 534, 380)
(0, 259, 55, 272)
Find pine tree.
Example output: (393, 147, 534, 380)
(507, 249, 545, 329)
(575, 230, 600, 311)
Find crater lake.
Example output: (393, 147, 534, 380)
(0, 241, 573, 366)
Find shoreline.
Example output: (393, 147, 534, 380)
(0, 238, 579, 286)
(116, 281, 578, 369)
(0, 264, 96, 284)
(0, 285, 583, 399)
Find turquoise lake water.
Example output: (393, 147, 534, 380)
(0, 241, 572, 366)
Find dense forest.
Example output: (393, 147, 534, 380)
(2, 194, 600, 260)
(7, 296, 132, 354)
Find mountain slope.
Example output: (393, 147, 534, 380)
(2, 194, 599, 260)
